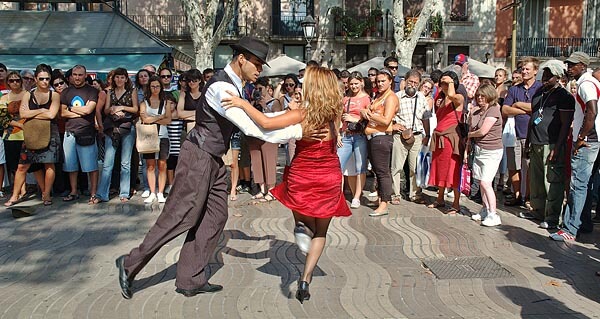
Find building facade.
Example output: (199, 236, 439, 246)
(2, 0, 598, 71)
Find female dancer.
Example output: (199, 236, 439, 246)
(223, 66, 351, 303)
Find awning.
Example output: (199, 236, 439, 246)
(260, 55, 306, 77)
(0, 54, 167, 73)
(0, 10, 193, 72)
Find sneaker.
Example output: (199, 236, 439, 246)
(539, 221, 557, 230)
(294, 223, 313, 254)
(446, 190, 454, 198)
(157, 193, 166, 203)
(141, 190, 151, 198)
(481, 213, 501, 227)
(518, 212, 536, 219)
(472, 207, 488, 221)
(144, 193, 156, 203)
(164, 185, 172, 194)
(549, 230, 575, 242)
(368, 191, 378, 198)
(350, 198, 361, 209)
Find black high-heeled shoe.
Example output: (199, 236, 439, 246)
(296, 281, 311, 304)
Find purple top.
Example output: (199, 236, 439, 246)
(503, 80, 543, 138)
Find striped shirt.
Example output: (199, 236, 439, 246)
(167, 119, 184, 155)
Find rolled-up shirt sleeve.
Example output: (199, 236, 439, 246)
(205, 81, 302, 144)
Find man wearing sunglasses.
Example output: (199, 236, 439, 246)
(384, 56, 403, 93)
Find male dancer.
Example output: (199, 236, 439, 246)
(116, 37, 305, 298)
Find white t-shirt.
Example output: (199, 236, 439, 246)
(144, 100, 169, 138)
(572, 72, 600, 141)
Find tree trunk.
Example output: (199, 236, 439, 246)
(392, 0, 438, 68)
(180, 0, 235, 70)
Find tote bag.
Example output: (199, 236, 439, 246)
(136, 121, 160, 154)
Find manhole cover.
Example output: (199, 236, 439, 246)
(422, 256, 513, 279)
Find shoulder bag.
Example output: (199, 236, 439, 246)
(23, 91, 51, 150)
(400, 97, 418, 145)
(345, 97, 367, 133)
(135, 100, 162, 154)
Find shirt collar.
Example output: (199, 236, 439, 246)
(224, 64, 244, 96)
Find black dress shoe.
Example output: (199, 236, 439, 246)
(175, 283, 223, 297)
(115, 255, 133, 299)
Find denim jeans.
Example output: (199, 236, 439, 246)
(97, 127, 136, 200)
(562, 141, 600, 236)
(337, 133, 368, 175)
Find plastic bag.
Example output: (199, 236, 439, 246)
(459, 163, 471, 196)
(416, 145, 431, 188)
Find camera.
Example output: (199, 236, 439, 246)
(252, 89, 262, 101)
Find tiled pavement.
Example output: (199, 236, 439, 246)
(1, 180, 600, 318)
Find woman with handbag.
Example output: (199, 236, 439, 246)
(95, 67, 139, 203)
(466, 84, 504, 226)
(427, 71, 465, 214)
(139, 76, 172, 204)
(360, 68, 399, 217)
(337, 71, 370, 209)
(4, 64, 60, 207)
(0, 71, 27, 200)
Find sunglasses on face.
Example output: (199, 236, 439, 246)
(8, 78, 22, 83)
(53, 81, 65, 86)
(284, 83, 296, 87)
(387, 66, 398, 70)
(160, 75, 172, 79)
(38, 77, 51, 82)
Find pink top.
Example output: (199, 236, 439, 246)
(342, 94, 370, 131)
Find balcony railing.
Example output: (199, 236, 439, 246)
(271, 14, 314, 37)
(128, 15, 246, 39)
(333, 12, 386, 38)
(508, 37, 600, 57)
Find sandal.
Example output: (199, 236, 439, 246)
(88, 195, 101, 205)
(63, 193, 79, 202)
(259, 192, 276, 202)
(229, 194, 238, 201)
(251, 192, 265, 200)
(4, 197, 21, 207)
(42, 195, 53, 206)
(427, 201, 445, 209)
(445, 207, 460, 215)
(390, 196, 402, 205)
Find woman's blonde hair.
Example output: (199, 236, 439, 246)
(475, 83, 498, 106)
(301, 66, 343, 131)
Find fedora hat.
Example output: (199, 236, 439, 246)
(230, 36, 270, 67)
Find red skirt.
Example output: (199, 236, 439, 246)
(428, 136, 461, 188)
(270, 139, 351, 218)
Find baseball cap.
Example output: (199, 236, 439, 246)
(454, 54, 468, 66)
(565, 51, 590, 66)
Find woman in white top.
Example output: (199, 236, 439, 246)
(139, 76, 172, 203)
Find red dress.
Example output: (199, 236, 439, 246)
(428, 100, 462, 188)
(270, 139, 351, 218)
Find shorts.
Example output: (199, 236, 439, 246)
(230, 132, 241, 150)
(0, 139, 5, 165)
(167, 155, 179, 170)
(472, 145, 503, 182)
(143, 138, 170, 160)
(506, 138, 527, 171)
(63, 132, 99, 173)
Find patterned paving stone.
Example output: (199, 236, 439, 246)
(1, 155, 600, 318)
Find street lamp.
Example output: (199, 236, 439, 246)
(301, 15, 316, 62)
